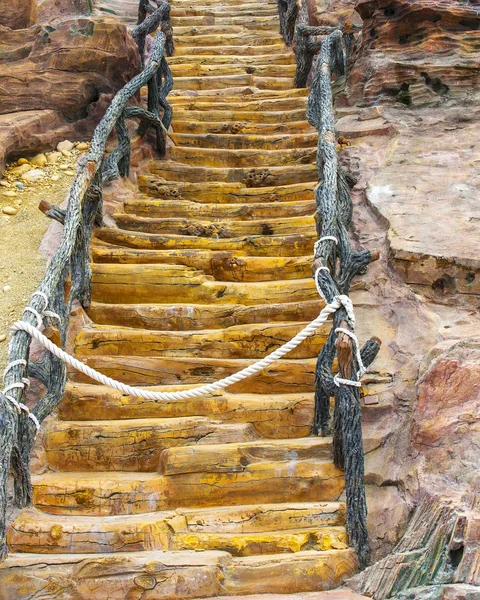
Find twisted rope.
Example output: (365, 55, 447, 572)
(7, 293, 355, 403)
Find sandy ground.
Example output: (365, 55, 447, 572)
(0, 157, 78, 374)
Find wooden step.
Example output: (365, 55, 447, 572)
(66, 356, 317, 393)
(169, 64, 296, 78)
(174, 44, 289, 56)
(168, 132, 317, 150)
(138, 178, 316, 203)
(0, 549, 357, 597)
(44, 418, 259, 471)
(173, 31, 283, 46)
(168, 87, 309, 102)
(57, 385, 315, 437)
(168, 145, 316, 167)
(173, 74, 293, 91)
(171, 118, 313, 134)
(168, 53, 294, 66)
(33, 459, 343, 515)
(170, 16, 279, 28)
(89, 264, 320, 304)
(112, 213, 315, 236)
(8, 502, 346, 554)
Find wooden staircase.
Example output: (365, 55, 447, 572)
(0, 0, 360, 597)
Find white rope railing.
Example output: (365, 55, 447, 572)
(2, 269, 366, 430)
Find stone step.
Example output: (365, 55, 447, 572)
(174, 44, 288, 56)
(91, 246, 315, 280)
(89, 263, 319, 304)
(171, 7, 278, 18)
(66, 356, 317, 393)
(168, 87, 309, 101)
(168, 53, 294, 66)
(170, 16, 279, 28)
(171, 109, 307, 127)
(168, 145, 315, 167)
(173, 74, 293, 91)
(33, 458, 343, 515)
(112, 213, 315, 235)
(123, 197, 316, 219)
(0, 549, 357, 597)
(171, 118, 313, 134)
(138, 178, 315, 203)
(168, 96, 306, 112)
(94, 228, 316, 257)
(73, 320, 328, 359)
(173, 31, 283, 45)
(44, 418, 259, 471)
(169, 64, 296, 79)
(169, 132, 316, 150)
(149, 160, 317, 185)
(58, 385, 315, 436)
(8, 502, 346, 554)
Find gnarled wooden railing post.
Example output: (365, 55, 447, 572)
(305, 30, 381, 569)
(0, 26, 173, 563)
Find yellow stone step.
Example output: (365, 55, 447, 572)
(94, 228, 316, 257)
(171, 16, 279, 28)
(91, 247, 314, 281)
(168, 53, 294, 66)
(168, 145, 316, 168)
(0, 549, 357, 597)
(171, 117, 313, 134)
(173, 74, 293, 91)
(149, 160, 317, 185)
(173, 31, 283, 46)
(123, 197, 316, 219)
(171, 7, 278, 18)
(44, 418, 259, 471)
(33, 458, 343, 515)
(169, 95, 306, 112)
(73, 320, 328, 359)
(171, 108, 307, 126)
(174, 44, 288, 56)
(168, 132, 316, 150)
(170, 64, 296, 78)
(66, 356, 317, 393)
(138, 178, 315, 203)
(58, 385, 315, 436)
(90, 264, 320, 304)
(168, 87, 309, 102)
(7, 502, 345, 554)
(112, 213, 315, 235)
(160, 437, 334, 475)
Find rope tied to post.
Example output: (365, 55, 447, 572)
(3, 270, 368, 417)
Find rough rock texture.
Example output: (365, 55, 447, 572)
(350, 0, 480, 107)
(0, 0, 37, 30)
(0, 13, 140, 172)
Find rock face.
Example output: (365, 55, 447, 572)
(0, 14, 140, 172)
(0, 0, 37, 29)
(350, 0, 480, 107)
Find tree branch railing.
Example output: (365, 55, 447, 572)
(277, 0, 382, 570)
(0, 2, 174, 561)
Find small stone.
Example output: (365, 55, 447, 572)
(15, 199, 23, 206)
(2, 285, 11, 292)
(15, 183, 25, 190)
(0, 334, 6, 343)
(64, 170, 75, 176)
(51, 174, 61, 182)
(358, 106, 384, 121)
(2, 206, 18, 215)
(10, 163, 31, 175)
(76, 142, 89, 151)
(2, 190, 16, 198)
(60, 149, 72, 157)
(22, 169, 44, 182)
(0, 180, 10, 187)
(46, 151, 62, 164)
(58, 164, 69, 170)
(17, 158, 29, 166)
(363, 395, 380, 406)
(30, 153, 48, 167)
(57, 140, 74, 153)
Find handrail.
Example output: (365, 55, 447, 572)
(276, 1, 382, 570)
(0, 2, 174, 561)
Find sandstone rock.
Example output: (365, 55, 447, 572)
(64, 170, 75, 176)
(351, 0, 480, 107)
(2, 285, 11, 291)
(51, 174, 60, 182)
(10, 163, 31, 176)
(2, 206, 18, 215)
(46, 151, 61, 164)
(22, 168, 44, 182)
(76, 142, 89, 151)
(0, 334, 6, 343)
(57, 140, 74, 153)
(2, 190, 16, 198)
(16, 158, 29, 166)
(0, 0, 37, 29)
(30, 153, 47, 167)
